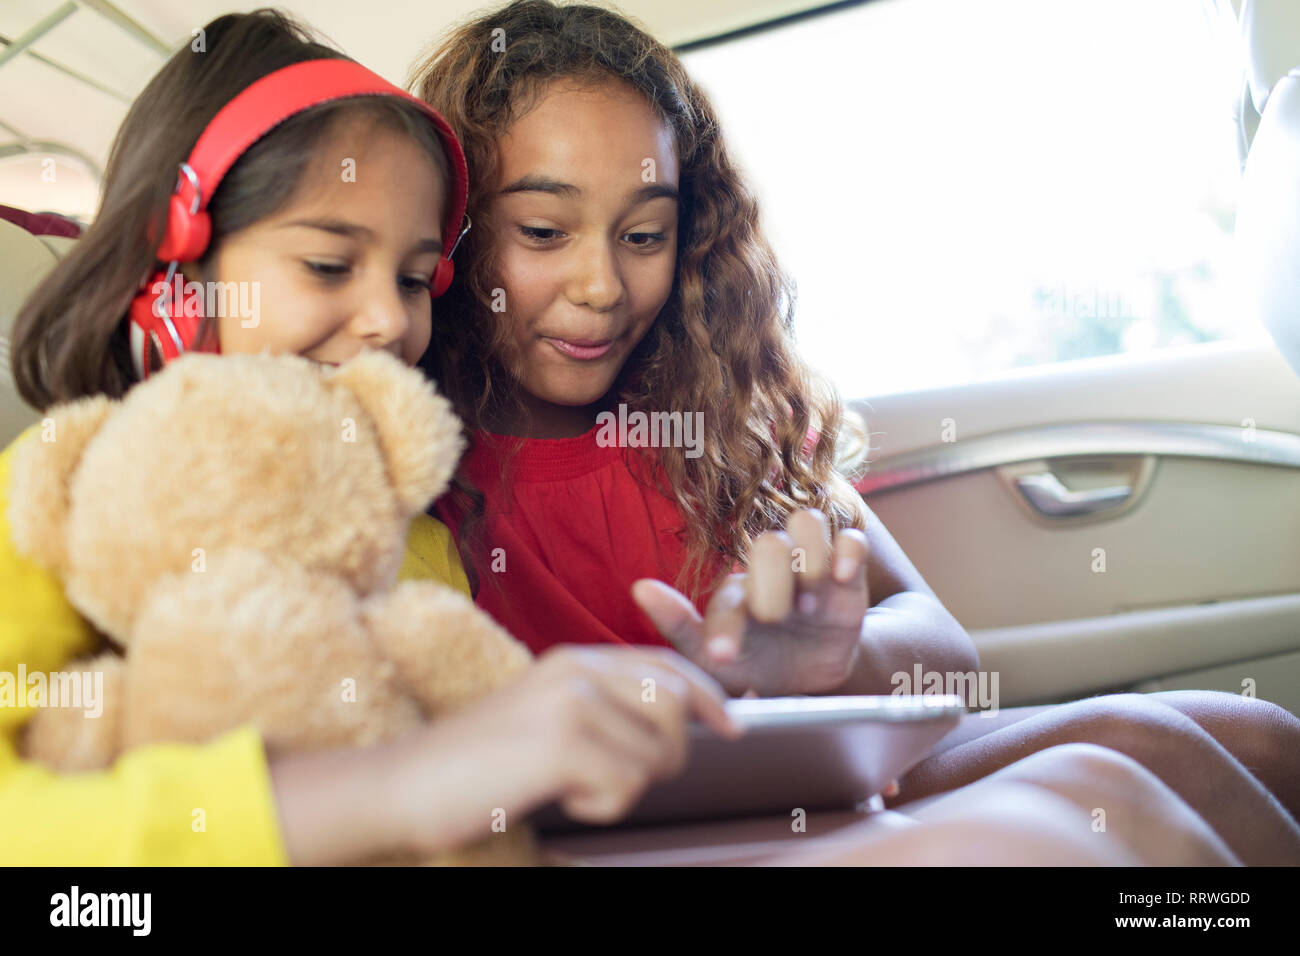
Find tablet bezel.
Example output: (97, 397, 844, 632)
(710, 694, 968, 732)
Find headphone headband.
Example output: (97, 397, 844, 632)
(158, 58, 468, 265)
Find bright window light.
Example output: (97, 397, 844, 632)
(682, 0, 1257, 398)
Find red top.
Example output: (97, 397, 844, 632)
(434, 426, 726, 655)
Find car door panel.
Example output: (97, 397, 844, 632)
(852, 340, 1300, 715)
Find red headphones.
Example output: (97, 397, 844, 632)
(129, 58, 470, 378)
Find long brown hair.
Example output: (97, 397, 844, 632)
(411, 0, 867, 597)
(12, 9, 449, 408)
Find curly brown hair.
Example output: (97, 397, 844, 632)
(411, 0, 867, 597)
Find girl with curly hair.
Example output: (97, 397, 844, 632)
(411, 0, 1300, 864)
(0, 5, 1241, 869)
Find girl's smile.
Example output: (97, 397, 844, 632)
(543, 337, 615, 361)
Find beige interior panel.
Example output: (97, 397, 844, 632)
(855, 340, 1300, 712)
(851, 340, 1300, 461)
(971, 592, 1300, 703)
(868, 456, 1300, 630)
(1130, 647, 1300, 718)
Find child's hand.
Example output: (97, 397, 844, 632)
(386, 645, 741, 852)
(632, 508, 869, 697)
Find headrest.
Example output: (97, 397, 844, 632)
(1240, 0, 1300, 113)
(1235, 72, 1300, 379)
(1231, 0, 1300, 379)
(0, 218, 67, 444)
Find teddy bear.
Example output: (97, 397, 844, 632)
(7, 349, 541, 865)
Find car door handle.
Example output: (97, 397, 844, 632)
(1013, 470, 1134, 518)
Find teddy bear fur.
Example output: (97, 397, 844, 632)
(8, 349, 539, 865)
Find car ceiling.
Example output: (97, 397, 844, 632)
(0, 0, 832, 177)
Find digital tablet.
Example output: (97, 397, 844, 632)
(531, 694, 966, 832)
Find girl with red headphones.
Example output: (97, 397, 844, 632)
(3, 10, 751, 866)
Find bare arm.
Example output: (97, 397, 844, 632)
(830, 499, 979, 695)
(270, 647, 739, 865)
(269, 740, 414, 866)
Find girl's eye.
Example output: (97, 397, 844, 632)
(623, 231, 666, 248)
(519, 225, 563, 243)
(305, 262, 428, 296)
(304, 260, 350, 279)
(399, 275, 431, 296)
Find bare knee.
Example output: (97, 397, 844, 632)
(1069, 693, 1189, 750)
(1222, 697, 1297, 776)
(1154, 690, 1299, 773)
(1022, 693, 1218, 776)
(985, 741, 1161, 816)
(779, 786, 1137, 866)
(1238, 697, 1300, 772)
(884, 798, 1129, 866)
(984, 743, 1238, 865)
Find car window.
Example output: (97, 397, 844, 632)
(681, 0, 1261, 397)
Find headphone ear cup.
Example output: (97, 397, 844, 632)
(156, 196, 210, 263)
(127, 271, 207, 378)
(429, 257, 454, 298)
(128, 278, 167, 378)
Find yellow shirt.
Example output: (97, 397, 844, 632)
(0, 428, 469, 865)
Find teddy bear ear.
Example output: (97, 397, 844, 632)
(8, 395, 115, 575)
(325, 351, 465, 513)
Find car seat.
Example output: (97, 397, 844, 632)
(1231, 0, 1300, 378)
(0, 217, 74, 445)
